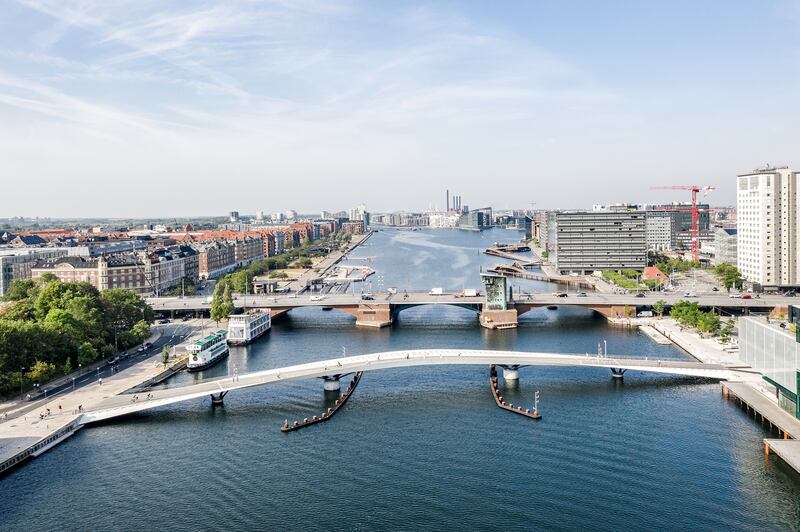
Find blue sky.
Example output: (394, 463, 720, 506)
(1, 0, 799, 217)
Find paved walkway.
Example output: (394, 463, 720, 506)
(650, 318, 742, 366)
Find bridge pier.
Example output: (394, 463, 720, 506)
(210, 391, 228, 405)
(480, 309, 518, 329)
(322, 376, 341, 391)
(500, 365, 521, 381)
(355, 303, 393, 328)
(610, 368, 626, 379)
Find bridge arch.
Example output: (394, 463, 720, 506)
(81, 350, 730, 424)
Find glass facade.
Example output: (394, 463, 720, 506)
(738, 317, 800, 401)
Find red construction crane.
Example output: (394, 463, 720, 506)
(650, 185, 715, 262)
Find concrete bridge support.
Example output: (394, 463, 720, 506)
(322, 376, 341, 391)
(500, 364, 521, 381)
(480, 309, 518, 329)
(210, 391, 227, 405)
(355, 303, 393, 328)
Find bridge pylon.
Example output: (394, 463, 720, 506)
(610, 368, 626, 379)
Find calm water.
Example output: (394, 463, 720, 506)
(2, 228, 799, 531)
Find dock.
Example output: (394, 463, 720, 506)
(639, 325, 672, 345)
(489, 365, 541, 420)
(764, 439, 800, 475)
(484, 246, 540, 265)
(723, 381, 800, 475)
(281, 372, 363, 432)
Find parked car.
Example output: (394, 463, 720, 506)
(361, 293, 375, 301)
(741, 294, 752, 299)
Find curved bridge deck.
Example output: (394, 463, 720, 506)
(81, 350, 730, 424)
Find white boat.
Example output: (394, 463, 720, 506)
(227, 310, 271, 346)
(186, 330, 229, 371)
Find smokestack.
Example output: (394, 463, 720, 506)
(446, 189, 450, 212)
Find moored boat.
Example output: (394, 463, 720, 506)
(227, 310, 271, 346)
(187, 330, 229, 371)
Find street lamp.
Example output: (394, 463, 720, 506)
(19, 366, 25, 401)
(72, 377, 76, 391)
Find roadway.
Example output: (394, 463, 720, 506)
(146, 290, 795, 312)
(82, 349, 730, 423)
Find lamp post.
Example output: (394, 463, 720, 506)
(72, 377, 76, 391)
(19, 366, 25, 401)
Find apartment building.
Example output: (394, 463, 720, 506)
(737, 166, 799, 288)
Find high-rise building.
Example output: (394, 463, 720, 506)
(229, 211, 240, 223)
(555, 211, 647, 274)
(736, 166, 799, 287)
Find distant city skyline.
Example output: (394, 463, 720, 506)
(1, 1, 799, 217)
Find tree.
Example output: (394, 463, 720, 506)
(221, 282, 235, 317)
(3, 279, 37, 301)
(210, 279, 227, 323)
(653, 300, 666, 318)
(162, 346, 171, 367)
(26, 360, 57, 383)
(78, 342, 99, 366)
(714, 264, 743, 292)
(296, 257, 313, 268)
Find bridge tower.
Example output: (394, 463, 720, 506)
(479, 272, 518, 329)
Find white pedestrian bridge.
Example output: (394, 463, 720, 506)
(81, 350, 730, 423)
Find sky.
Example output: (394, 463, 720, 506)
(1, 0, 799, 218)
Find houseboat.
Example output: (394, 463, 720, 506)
(227, 310, 271, 346)
(186, 330, 229, 371)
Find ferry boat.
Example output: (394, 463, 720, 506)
(186, 330, 229, 371)
(227, 310, 271, 346)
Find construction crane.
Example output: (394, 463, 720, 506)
(650, 185, 715, 262)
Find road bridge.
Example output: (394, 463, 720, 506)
(147, 291, 794, 329)
(80, 349, 730, 424)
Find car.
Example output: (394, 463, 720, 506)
(144, 342, 152, 348)
(729, 293, 742, 299)
(137, 346, 145, 352)
(182, 316, 191, 321)
(685, 293, 697, 298)
(711, 287, 719, 292)
(576, 292, 588, 297)
(634, 292, 646, 298)
(361, 293, 375, 300)
(107, 357, 120, 366)
(287, 293, 298, 299)
(310, 295, 325, 301)
(157, 318, 170, 324)
(387, 287, 398, 295)
(741, 294, 752, 299)
(554, 292, 568, 298)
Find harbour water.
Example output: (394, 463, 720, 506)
(1, 229, 799, 530)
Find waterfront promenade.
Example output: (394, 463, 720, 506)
(0, 321, 206, 475)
